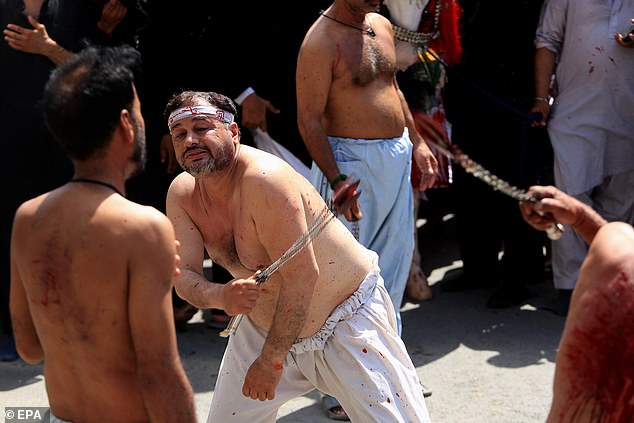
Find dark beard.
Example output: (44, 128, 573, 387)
(130, 120, 147, 177)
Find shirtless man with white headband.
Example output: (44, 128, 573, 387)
(165, 90, 432, 422)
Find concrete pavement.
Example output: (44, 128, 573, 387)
(1, 213, 566, 422)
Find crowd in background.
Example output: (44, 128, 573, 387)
(1, 0, 633, 420)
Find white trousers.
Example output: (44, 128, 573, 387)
(553, 170, 634, 289)
(207, 261, 431, 423)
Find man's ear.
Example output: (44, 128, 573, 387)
(230, 122, 241, 144)
(119, 109, 135, 144)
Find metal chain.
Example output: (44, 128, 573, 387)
(219, 203, 337, 338)
(451, 145, 564, 240)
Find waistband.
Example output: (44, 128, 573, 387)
(290, 251, 380, 353)
(327, 128, 409, 146)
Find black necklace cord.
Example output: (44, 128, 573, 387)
(69, 178, 124, 197)
(319, 10, 376, 38)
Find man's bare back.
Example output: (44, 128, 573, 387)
(10, 46, 195, 423)
(297, 10, 406, 139)
(11, 186, 185, 422)
(520, 187, 634, 422)
(548, 223, 634, 423)
(169, 145, 373, 338)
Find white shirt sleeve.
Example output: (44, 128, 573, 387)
(234, 87, 255, 106)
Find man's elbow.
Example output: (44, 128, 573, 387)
(173, 278, 191, 304)
(307, 264, 320, 286)
(10, 320, 44, 364)
(16, 342, 44, 364)
(173, 274, 204, 309)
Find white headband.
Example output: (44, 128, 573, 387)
(168, 105, 235, 131)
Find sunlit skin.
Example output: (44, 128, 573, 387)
(167, 101, 377, 401)
(10, 87, 196, 422)
(296, 0, 438, 222)
(520, 186, 634, 423)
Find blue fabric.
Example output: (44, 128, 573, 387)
(48, 410, 72, 423)
(309, 130, 414, 334)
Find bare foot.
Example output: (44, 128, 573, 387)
(174, 303, 198, 324)
(406, 264, 433, 301)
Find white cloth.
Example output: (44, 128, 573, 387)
(535, 0, 634, 196)
(234, 86, 255, 106)
(552, 170, 634, 289)
(250, 128, 311, 180)
(383, 0, 429, 31)
(536, 0, 634, 290)
(384, 0, 430, 69)
(207, 252, 431, 423)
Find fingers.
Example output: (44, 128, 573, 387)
(265, 101, 280, 114)
(241, 94, 270, 130)
(529, 104, 550, 127)
(224, 278, 260, 314)
(172, 240, 182, 277)
(526, 185, 557, 201)
(240, 112, 262, 130)
(104, 0, 127, 19)
(350, 198, 362, 221)
(26, 15, 43, 28)
(332, 178, 363, 221)
(519, 185, 565, 231)
(417, 155, 438, 191)
(4, 20, 46, 53)
(519, 200, 555, 230)
(418, 172, 436, 191)
(99, 0, 127, 34)
(2, 24, 28, 43)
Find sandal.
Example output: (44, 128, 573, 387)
(321, 394, 350, 421)
(405, 263, 433, 301)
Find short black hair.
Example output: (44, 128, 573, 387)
(42, 45, 142, 161)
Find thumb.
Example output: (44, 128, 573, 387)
(27, 15, 41, 28)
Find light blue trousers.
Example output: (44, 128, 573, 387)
(310, 129, 414, 334)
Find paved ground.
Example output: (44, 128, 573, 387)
(1, 210, 566, 422)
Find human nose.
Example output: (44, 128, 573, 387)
(181, 130, 200, 146)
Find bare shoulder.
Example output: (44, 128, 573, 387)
(370, 12, 392, 29)
(168, 171, 196, 197)
(241, 146, 311, 197)
(11, 194, 50, 251)
(591, 222, 634, 263)
(13, 194, 46, 223)
(166, 171, 196, 208)
(122, 200, 173, 238)
(299, 17, 337, 58)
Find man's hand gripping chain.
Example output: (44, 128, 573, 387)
(219, 180, 361, 338)
(415, 115, 564, 240)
